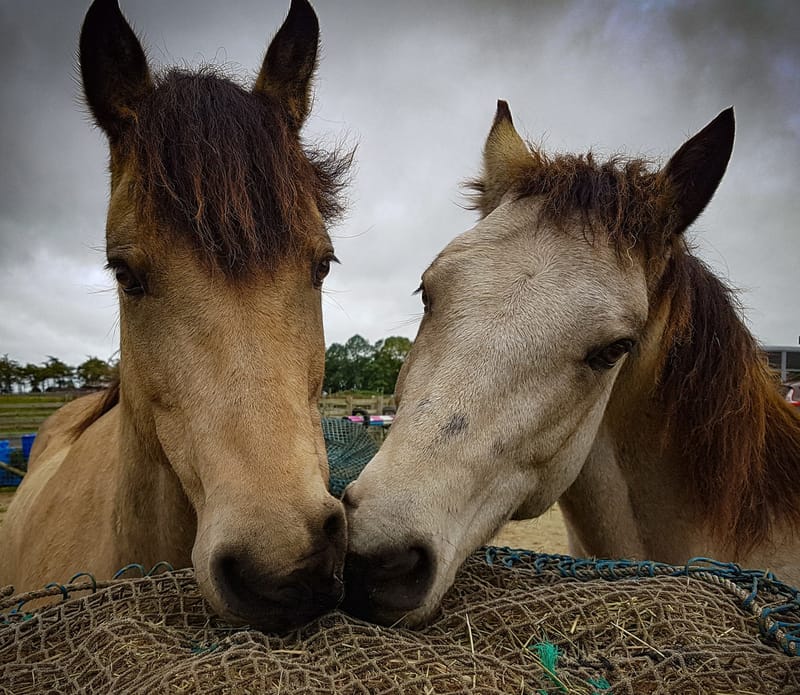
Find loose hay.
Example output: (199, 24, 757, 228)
(2, 550, 799, 694)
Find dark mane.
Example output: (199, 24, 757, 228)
(70, 378, 120, 440)
(118, 67, 351, 275)
(658, 252, 800, 553)
(466, 149, 675, 257)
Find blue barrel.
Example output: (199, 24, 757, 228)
(21, 433, 36, 461)
(0, 439, 23, 486)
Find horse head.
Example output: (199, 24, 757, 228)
(79, 0, 348, 630)
(343, 101, 735, 625)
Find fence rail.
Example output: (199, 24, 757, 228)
(318, 395, 396, 418)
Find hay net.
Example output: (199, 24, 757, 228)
(3, 550, 799, 694)
(322, 417, 378, 497)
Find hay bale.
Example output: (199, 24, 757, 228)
(2, 550, 798, 693)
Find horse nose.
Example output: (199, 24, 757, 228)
(213, 551, 275, 610)
(211, 545, 344, 631)
(342, 543, 434, 624)
(210, 505, 346, 631)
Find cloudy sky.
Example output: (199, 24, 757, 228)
(1, 0, 798, 367)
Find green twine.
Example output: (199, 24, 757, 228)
(531, 641, 567, 693)
(530, 641, 612, 694)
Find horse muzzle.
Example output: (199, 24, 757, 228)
(197, 500, 347, 631)
(341, 542, 436, 626)
(209, 541, 345, 631)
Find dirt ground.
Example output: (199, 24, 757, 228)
(0, 488, 569, 553)
(491, 505, 570, 554)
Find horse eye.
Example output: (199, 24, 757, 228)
(413, 282, 431, 313)
(587, 339, 634, 370)
(313, 256, 335, 288)
(108, 262, 145, 296)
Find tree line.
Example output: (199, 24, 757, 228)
(324, 335, 412, 394)
(0, 355, 116, 393)
(1, 335, 412, 395)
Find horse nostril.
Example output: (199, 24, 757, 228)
(375, 546, 426, 580)
(343, 543, 435, 622)
(209, 546, 344, 630)
(213, 553, 269, 608)
(322, 509, 345, 543)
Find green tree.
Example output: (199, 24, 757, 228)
(323, 343, 350, 393)
(323, 335, 412, 394)
(22, 363, 45, 392)
(367, 336, 412, 392)
(344, 335, 375, 391)
(76, 356, 113, 388)
(43, 356, 74, 390)
(0, 354, 21, 393)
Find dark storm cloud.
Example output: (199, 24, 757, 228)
(1, 0, 798, 364)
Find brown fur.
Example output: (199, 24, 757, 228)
(117, 68, 351, 276)
(71, 67, 351, 439)
(469, 140, 800, 555)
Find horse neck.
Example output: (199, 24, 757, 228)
(568, 253, 800, 562)
(113, 390, 196, 568)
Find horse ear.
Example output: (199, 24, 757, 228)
(79, 0, 153, 140)
(662, 107, 735, 234)
(476, 100, 530, 216)
(254, 0, 319, 130)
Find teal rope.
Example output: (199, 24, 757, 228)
(43, 582, 70, 602)
(113, 563, 147, 579)
(68, 572, 98, 592)
(146, 561, 175, 576)
(1, 562, 176, 622)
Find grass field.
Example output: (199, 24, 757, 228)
(0, 392, 73, 444)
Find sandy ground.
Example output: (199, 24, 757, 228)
(0, 488, 569, 554)
(491, 505, 570, 554)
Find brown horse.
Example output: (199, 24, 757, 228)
(0, 0, 351, 631)
(343, 101, 800, 626)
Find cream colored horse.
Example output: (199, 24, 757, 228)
(343, 102, 800, 626)
(1, 0, 350, 631)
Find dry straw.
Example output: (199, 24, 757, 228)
(2, 549, 799, 694)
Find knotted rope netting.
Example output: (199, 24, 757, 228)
(2, 549, 798, 694)
(322, 418, 378, 497)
